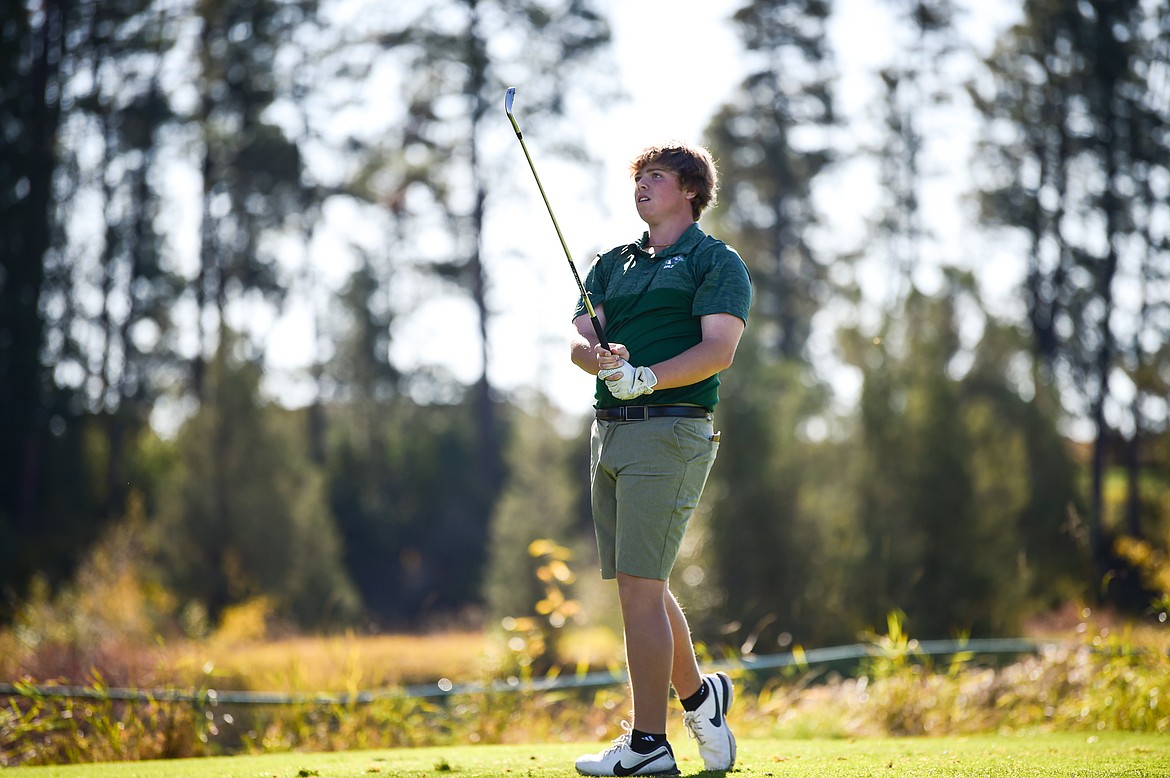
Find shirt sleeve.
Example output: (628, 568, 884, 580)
(692, 244, 752, 323)
(572, 253, 607, 320)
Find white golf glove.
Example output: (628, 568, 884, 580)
(598, 361, 658, 400)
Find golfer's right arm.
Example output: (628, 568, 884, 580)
(572, 309, 627, 373)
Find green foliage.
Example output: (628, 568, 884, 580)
(964, 317, 1087, 595)
(0, 412, 109, 621)
(0, 494, 175, 686)
(1, 682, 637, 767)
(1115, 534, 1170, 613)
(704, 340, 854, 648)
(3, 0, 1170, 716)
(695, 0, 1088, 648)
(972, 0, 1170, 571)
(850, 292, 983, 634)
(484, 405, 587, 661)
(849, 612, 1170, 737)
(841, 286, 1080, 637)
(153, 343, 359, 629)
(325, 396, 499, 625)
(0, 682, 209, 766)
(704, 282, 1082, 646)
(5, 618, 1170, 766)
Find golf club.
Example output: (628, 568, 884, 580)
(504, 87, 610, 352)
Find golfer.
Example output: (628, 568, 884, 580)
(570, 142, 751, 776)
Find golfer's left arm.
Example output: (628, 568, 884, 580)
(643, 312, 745, 389)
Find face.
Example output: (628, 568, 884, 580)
(633, 165, 695, 224)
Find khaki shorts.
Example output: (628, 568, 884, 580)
(589, 416, 720, 580)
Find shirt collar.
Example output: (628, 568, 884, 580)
(634, 223, 705, 259)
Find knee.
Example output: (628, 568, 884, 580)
(616, 573, 667, 616)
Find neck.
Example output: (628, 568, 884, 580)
(645, 220, 694, 250)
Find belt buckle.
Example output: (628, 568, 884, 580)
(623, 406, 647, 421)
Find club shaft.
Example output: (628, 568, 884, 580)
(507, 112, 610, 352)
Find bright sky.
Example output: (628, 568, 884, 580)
(254, 0, 1023, 422)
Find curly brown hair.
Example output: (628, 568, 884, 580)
(628, 142, 719, 220)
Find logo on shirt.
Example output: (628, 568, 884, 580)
(661, 256, 685, 270)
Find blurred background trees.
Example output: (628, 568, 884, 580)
(972, 0, 1170, 605)
(2, 0, 1168, 652)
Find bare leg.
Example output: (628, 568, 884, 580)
(616, 572, 672, 734)
(666, 587, 703, 700)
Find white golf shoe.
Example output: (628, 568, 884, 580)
(575, 722, 680, 776)
(682, 672, 737, 771)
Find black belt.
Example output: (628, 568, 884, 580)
(595, 405, 710, 421)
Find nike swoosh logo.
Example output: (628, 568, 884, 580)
(614, 750, 668, 776)
(707, 678, 724, 728)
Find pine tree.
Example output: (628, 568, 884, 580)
(706, 0, 836, 361)
(700, 0, 844, 646)
(0, 0, 182, 608)
(972, 0, 1170, 591)
(154, 335, 360, 627)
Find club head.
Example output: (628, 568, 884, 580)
(504, 87, 516, 116)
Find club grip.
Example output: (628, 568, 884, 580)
(591, 316, 610, 353)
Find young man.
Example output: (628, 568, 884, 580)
(570, 142, 752, 776)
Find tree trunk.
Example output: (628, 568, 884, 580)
(0, 1, 70, 535)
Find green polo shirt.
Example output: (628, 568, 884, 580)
(574, 223, 752, 410)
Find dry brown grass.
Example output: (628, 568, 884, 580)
(167, 631, 492, 691)
(1, 624, 493, 693)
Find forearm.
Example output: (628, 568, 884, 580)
(645, 313, 745, 390)
(571, 309, 611, 373)
(571, 333, 603, 374)
(645, 340, 736, 390)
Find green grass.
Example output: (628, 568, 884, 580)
(7, 734, 1168, 777)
